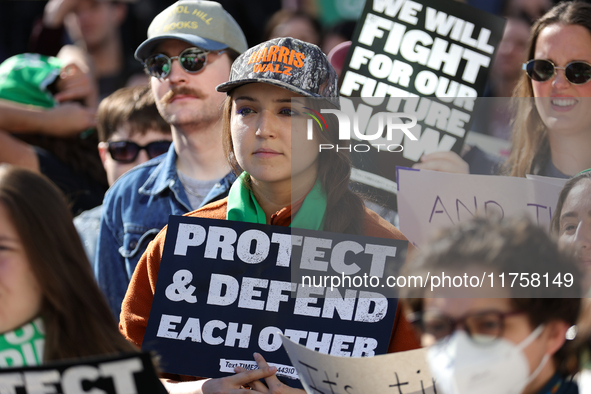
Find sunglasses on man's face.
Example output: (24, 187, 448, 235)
(107, 140, 172, 163)
(523, 59, 591, 85)
(143, 47, 224, 79)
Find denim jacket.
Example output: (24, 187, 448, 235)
(95, 144, 235, 318)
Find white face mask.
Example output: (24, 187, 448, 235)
(426, 325, 549, 394)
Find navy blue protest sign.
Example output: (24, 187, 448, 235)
(337, 0, 506, 210)
(0, 352, 165, 394)
(142, 216, 408, 384)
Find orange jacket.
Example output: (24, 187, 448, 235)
(120, 197, 420, 359)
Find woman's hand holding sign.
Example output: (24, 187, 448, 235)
(161, 353, 303, 394)
(234, 353, 304, 394)
(200, 358, 279, 394)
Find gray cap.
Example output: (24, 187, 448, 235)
(135, 0, 248, 61)
(216, 37, 339, 108)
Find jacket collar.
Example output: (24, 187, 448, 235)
(138, 142, 180, 196)
(137, 143, 237, 210)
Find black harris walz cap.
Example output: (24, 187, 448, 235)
(216, 37, 340, 109)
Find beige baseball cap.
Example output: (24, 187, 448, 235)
(135, 0, 247, 61)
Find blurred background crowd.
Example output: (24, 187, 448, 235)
(2, 0, 591, 393)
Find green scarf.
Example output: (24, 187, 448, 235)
(0, 317, 45, 368)
(226, 172, 326, 230)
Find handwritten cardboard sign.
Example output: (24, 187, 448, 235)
(282, 335, 435, 394)
(338, 0, 505, 210)
(142, 216, 408, 383)
(397, 167, 564, 247)
(0, 353, 164, 394)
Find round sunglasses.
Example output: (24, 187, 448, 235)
(107, 140, 172, 163)
(523, 59, 591, 85)
(143, 47, 224, 79)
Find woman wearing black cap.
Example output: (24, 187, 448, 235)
(120, 37, 419, 393)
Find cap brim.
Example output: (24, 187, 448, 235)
(216, 78, 321, 98)
(135, 34, 228, 61)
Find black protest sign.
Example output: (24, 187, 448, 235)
(142, 216, 408, 384)
(339, 0, 505, 210)
(0, 352, 165, 394)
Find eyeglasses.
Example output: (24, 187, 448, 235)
(523, 59, 591, 85)
(409, 310, 524, 344)
(107, 140, 172, 163)
(143, 47, 224, 79)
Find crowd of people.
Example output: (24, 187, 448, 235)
(1, 0, 591, 393)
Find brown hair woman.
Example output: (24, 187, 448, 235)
(505, 1, 591, 178)
(0, 164, 136, 363)
(119, 37, 420, 393)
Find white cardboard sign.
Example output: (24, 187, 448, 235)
(282, 335, 435, 394)
(397, 168, 564, 247)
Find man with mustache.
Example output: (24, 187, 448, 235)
(95, 0, 247, 318)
